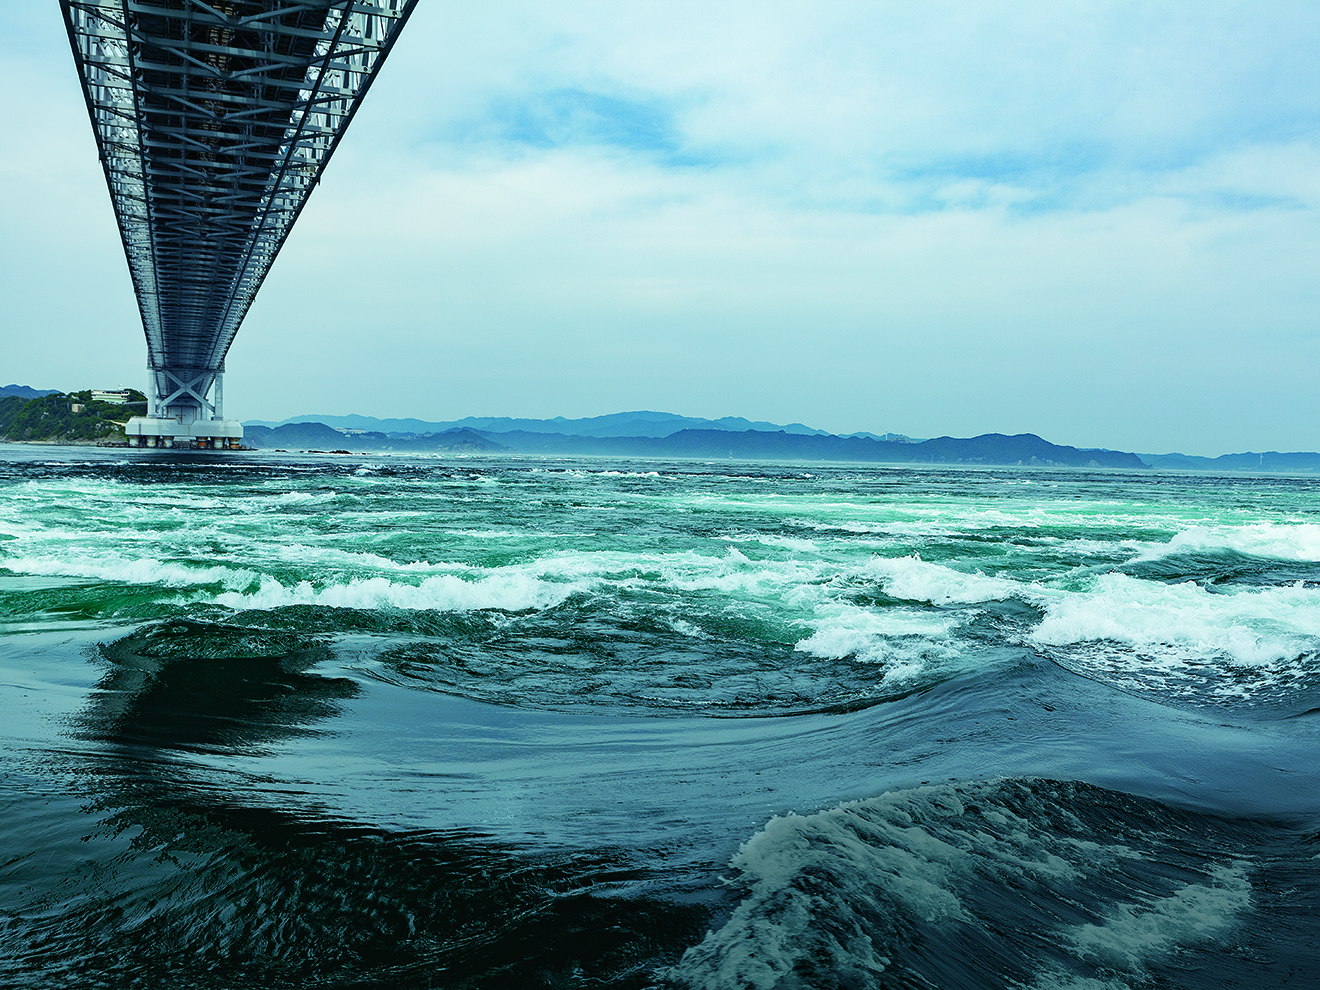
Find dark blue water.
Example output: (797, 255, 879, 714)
(3, 447, 1320, 987)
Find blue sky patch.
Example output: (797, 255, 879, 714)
(490, 88, 681, 155)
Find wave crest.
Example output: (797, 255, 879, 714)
(665, 780, 1255, 990)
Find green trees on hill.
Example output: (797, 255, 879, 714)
(0, 391, 147, 443)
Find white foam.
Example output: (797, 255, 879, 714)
(671, 783, 1253, 990)
(718, 534, 821, 553)
(261, 489, 342, 506)
(865, 554, 1026, 604)
(268, 544, 455, 573)
(1, 553, 256, 590)
(795, 516, 962, 539)
(215, 569, 582, 612)
(1065, 864, 1250, 972)
(666, 618, 711, 639)
(794, 601, 958, 664)
(667, 783, 1092, 989)
(1030, 572, 1320, 666)
(656, 548, 829, 596)
(1146, 522, 1320, 563)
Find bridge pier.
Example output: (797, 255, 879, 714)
(126, 418, 244, 450)
(127, 367, 244, 450)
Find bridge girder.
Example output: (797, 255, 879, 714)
(60, 0, 417, 424)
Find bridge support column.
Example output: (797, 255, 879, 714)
(126, 414, 244, 450)
(129, 366, 243, 449)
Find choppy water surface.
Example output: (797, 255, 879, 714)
(3, 447, 1320, 988)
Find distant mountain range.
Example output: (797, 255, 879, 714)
(242, 410, 883, 439)
(6, 390, 1320, 469)
(244, 418, 1144, 468)
(475, 429, 1145, 468)
(238, 410, 1320, 471)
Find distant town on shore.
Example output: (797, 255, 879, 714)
(4, 383, 1320, 472)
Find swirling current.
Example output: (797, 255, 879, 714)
(3, 446, 1320, 988)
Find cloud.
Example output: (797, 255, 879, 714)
(357, 1, 1320, 222)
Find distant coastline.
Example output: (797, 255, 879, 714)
(238, 412, 1320, 472)
(7, 387, 1320, 470)
(241, 420, 1145, 468)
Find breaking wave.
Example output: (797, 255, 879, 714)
(214, 569, 585, 613)
(664, 779, 1260, 990)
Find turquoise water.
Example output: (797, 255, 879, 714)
(2, 447, 1320, 987)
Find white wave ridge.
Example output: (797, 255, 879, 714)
(1031, 573, 1320, 665)
(656, 548, 830, 596)
(0, 553, 257, 590)
(793, 601, 961, 685)
(865, 554, 1027, 604)
(1023, 864, 1251, 989)
(214, 568, 588, 612)
(1069, 863, 1250, 970)
(1146, 522, 1320, 563)
(667, 782, 1089, 990)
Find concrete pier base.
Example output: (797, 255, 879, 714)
(126, 416, 244, 450)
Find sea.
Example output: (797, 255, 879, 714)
(2, 444, 1319, 989)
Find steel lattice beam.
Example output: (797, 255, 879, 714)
(60, 0, 417, 421)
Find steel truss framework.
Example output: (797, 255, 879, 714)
(60, 0, 416, 420)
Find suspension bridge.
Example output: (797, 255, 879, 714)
(60, 0, 417, 447)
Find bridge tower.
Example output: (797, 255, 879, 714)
(60, 0, 417, 448)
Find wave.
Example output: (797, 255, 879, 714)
(1, 553, 258, 590)
(12, 533, 1320, 709)
(664, 779, 1264, 990)
(9, 464, 1320, 711)
(1056, 863, 1250, 972)
(214, 569, 585, 613)
(856, 556, 1320, 704)
(792, 600, 963, 690)
(864, 553, 1025, 604)
(1031, 573, 1320, 665)
(1144, 522, 1320, 564)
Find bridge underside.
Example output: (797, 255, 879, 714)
(61, 0, 416, 442)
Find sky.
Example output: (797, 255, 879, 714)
(3, 2, 1320, 455)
